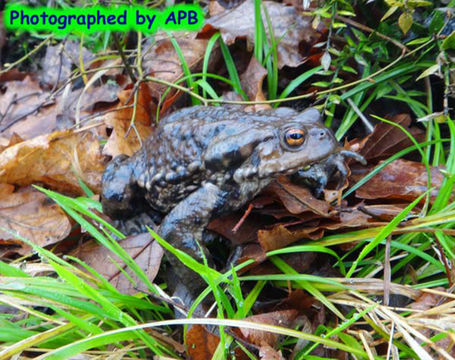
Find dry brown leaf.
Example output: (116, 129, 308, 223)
(0, 74, 118, 140)
(40, 40, 94, 89)
(205, 0, 321, 68)
(267, 177, 331, 216)
(0, 184, 71, 254)
(240, 57, 269, 110)
(258, 224, 324, 252)
(0, 130, 105, 194)
(141, 32, 209, 108)
(360, 113, 425, 162)
(0, 69, 28, 83)
(409, 287, 446, 311)
(235, 310, 298, 347)
(73, 233, 163, 295)
(354, 159, 443, 201)
(186, 325, 220, 360)
(259, 344, 285, 360)
(102, 83, 154, 158)
(0, 133, 24, 152)
(0, 76, 56, 139)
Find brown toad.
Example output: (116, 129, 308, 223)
(101, 105, 364, 293)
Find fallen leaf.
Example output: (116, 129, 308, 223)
(267, 177, 331, 216)
(40, 40, 95, 89)
(205, 0, 321, 68)
(258, 224, 324, 252)
(0, 75, 119, 140)
(0, 184, 71, 254)
(208, 0, 226, 16)
(102, 83, 155, 158)
(0, 130, 105, 194)
(0, 76, 56, 139)
(235, 310, 298, 347)
(359, 114, 425, 162)
(186, 325, 220, 360)
(0, 133, 24, 152)
(354, 159, 443, 201)
(208, 212, 272, 245)
(141, 32, 209, 108)
(73, 233, 163, 295)
(240, 57, 269, 110)
(409, 287, 446, 311)
(259, 344, 285, 360)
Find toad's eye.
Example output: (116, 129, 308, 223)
(284, 128, 305, 146)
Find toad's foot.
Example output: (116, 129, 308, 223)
(291, 150, 366, 198)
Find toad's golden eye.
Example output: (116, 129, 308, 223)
(284, 128, 305, 146)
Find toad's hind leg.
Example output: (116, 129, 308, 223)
(159, 182, 224, 295)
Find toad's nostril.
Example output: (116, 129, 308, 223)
(316, 129, 327, 140)
(309, 127, 329, 140)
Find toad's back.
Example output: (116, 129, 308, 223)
(130, 106, 306, 212)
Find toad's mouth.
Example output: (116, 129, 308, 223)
(233, 150, 365, 185)
(290, 150, 366, 197)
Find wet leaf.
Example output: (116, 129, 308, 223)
(0, 75, 120, 140)
(0, 184, 71, 254)
(268, 177, 331, 216)
(142, 32, 208, 107)
(40, 40, 95, 89)
(0, 76, 56, 139)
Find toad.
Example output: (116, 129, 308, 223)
(101, 105, 364, 293)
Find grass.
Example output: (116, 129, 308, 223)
(1, 0, 455, 358)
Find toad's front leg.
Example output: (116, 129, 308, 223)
(159, 182, 224, 295)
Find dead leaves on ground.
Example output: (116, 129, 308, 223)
(0, 184, 71, 256)
(0, 0, 325, 259)
(0, 130, 105, 194)
(72, 233, 163, 295)
(0, 5, 449, 358)
(204, 0, 323, 69)
(208, 114, 444, 265)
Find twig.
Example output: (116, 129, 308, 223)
(0, 36, 53, 75)
(0, 98, 54, 132)
(145, 76, 208, 105)
(232, 203, 254, 233)
(346, 97, 374, 133)
(112, 32, 137, 84)
(335, 14, 408, 52)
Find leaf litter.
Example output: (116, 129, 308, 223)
(0, 2, 452, 359)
